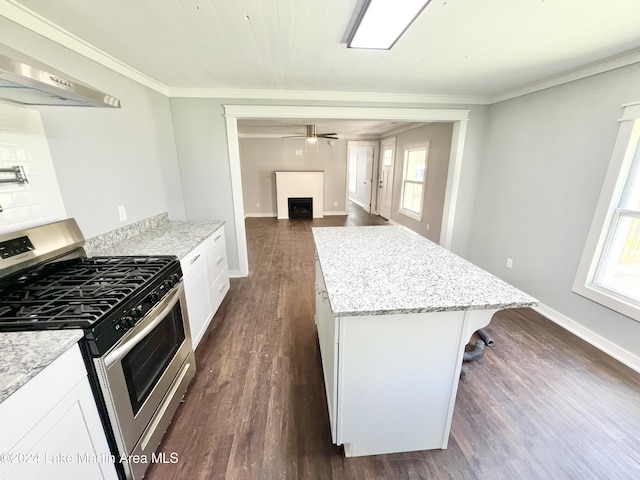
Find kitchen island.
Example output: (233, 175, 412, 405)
(312, 225, 537, 457)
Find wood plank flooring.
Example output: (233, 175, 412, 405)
(145, 204, 640, 480)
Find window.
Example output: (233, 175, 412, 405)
(574, 102, 640, 321)
(399, 142, 429, 221)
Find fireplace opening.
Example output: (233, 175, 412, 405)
(288, 197, 313, 219)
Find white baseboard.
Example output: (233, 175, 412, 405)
(534, 303, 640, 374)
(324, 211, 348, 216)
(349, 198, 369, 210)
(228, 269, 243, 278)
(245, 213, 277, 218)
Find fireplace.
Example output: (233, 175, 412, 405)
(275, 171, 324, 219)
(288, 197, 313, 219)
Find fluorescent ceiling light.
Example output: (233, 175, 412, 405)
(348, 0, 431, 50)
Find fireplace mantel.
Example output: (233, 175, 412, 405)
(275, 171, 324, 219)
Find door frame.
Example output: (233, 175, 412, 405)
(347, 140, 379, 214)
(224, 105, 470, 277)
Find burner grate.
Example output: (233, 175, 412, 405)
(0, 255, 177, 329)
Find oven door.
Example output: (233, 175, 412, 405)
(95, 282, 196, 469)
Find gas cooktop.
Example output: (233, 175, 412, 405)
(0, 256, 178, 330)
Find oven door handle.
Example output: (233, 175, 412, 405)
(104, 282, 184, 368)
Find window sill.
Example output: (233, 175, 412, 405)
(398, 208, 422, 222)
(572, 282, 640, 323)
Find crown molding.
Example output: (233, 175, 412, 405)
(4, 0, 640, 107)
(490, 48, 640, 104)
(168, 87, 490, 105)
(0, 0, 169, 95)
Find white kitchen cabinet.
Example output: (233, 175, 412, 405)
(181, 228, 230, 350)
(314, 258, 339, 443)
(0, 345, 117, 480)
(314, 255, 499, 458)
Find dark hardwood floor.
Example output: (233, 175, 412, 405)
(145, 203, 640, 480)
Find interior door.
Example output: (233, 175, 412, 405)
(378, 138, 395, 219)
(347, 142, 377, 213)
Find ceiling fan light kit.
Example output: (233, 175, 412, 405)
(348, 0, 431, 50)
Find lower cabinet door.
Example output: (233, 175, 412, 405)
(183, 259, 213, 350)
(2, 375, 118, 480)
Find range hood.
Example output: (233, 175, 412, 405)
(0, 51, 121, 108)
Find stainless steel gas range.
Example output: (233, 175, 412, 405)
(0, 219, 196, 480)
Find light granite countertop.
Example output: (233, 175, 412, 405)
(312, 225, 537, 316)
(89, 221, 225, 259)
(1, 218, 224, 405)
(0, 330, 84, 403)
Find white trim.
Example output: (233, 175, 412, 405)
(533, 304, 640, 374)
(5, 0, 640, 106)
(225, 106, 471, 122)
(244, 213, 277, 218)
(0, 0, 169, 95)
(224, 115, 250, 277)
(572, 104, 640, 322)
(440, 120, 467, 248)
(398, 141, 430, 224)
(170, 88, 489, 105)
(324, 211, 349, 216)
(490, 48, 640, 104)
(224, 105, 469, 276)
(349, 197, 369, 211)
(228, 270, 243, 278)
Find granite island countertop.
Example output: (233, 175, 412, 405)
(312, 225, 537, 316)
(88, 221, 225, 259)
(0, 330, 84, 403)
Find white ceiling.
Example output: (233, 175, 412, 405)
(6, 0, 640, 101)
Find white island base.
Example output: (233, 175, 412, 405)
(312, 225, 536, 457)
(316, 262, 498, 456)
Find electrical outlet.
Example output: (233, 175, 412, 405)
(506, 258, 513, 269)
(295, 149, 303, 156)
(256, 202, 260, 208)
(426, 224, 430, 231)
(333, 201, 338, 207)
(117, 205, 127, 221)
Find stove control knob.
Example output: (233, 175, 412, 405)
(117, 317, 132, 331)
(150, 291, 160, 303)
(130, 306, 143, 318)
(163, 279, 173, 290)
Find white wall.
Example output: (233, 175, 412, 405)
(0, 103, 66, 233)
(467, 62, 640, 359)
(239, 137, 348, 216)
(0, 19, 185, 239)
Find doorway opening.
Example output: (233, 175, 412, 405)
(225, 106, 470, 276)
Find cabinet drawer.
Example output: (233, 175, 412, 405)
(207, 234, 228, 282)
(211, 266, 230, 315)
(180, 228, 225, 278)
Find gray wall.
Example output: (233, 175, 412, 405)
(0, 19, 185, 239)
(467, 62, 640, 357)
(389, 123, 453, 243)
(239, 137, 348, 216)
(169, 98, 489, 274)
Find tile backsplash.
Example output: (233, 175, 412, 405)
(0, 102, 66, 235)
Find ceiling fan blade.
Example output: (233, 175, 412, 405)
(318, 134, 339, 139)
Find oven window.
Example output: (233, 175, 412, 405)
(121, 302, 186, 415)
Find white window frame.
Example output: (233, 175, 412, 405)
(573, 102, 640, 322)
(399, 142, 430, 222)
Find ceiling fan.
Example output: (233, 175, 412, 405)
(283, 125, 338, 143)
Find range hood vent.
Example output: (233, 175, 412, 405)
(0, 52, 121, 108)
